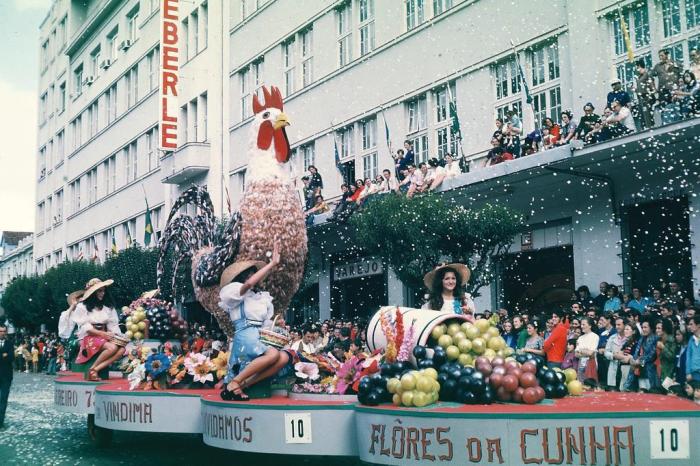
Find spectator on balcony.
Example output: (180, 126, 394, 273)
(522, 128, 542, 156)
(307, 165, 323, 195)
(394, 145, 414, 181)
(349, 179, 365, 203)
(543, 117, 561, 143)
(690, 48, 700, 79)
(504, 110, 522, 156)
(541, 127, 556, 150)
(301, 176, 314, 210)
(328, 183, 350, 221)
(635, 60, 656, 130)
(443, 153, 462, 177)
(651, 49, 682, 106)
(378, 169, 399, 194)
(574, 103, 600, 140)
(558, 110, 577, 145)
(605, 99, 636, 136)
(493, 118, 505, 145)
(358, 177, 380, 205)
(483, 137, 513, 167)
(416, 162, 432, 194)
(606, 79, 631, 108)
(304, 194, 328, 226)
(426, 158, 447, 191)
(399, 164, 423, 198)
(673, 70, 700, 118)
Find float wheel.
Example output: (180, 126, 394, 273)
(87, 414, 113, 447)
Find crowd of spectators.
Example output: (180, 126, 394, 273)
(492, 280, 700, 403)
(485, 48, 700, 166)
(9, 332, 64, 375)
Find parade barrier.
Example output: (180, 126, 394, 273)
(54, 374, 700, 464)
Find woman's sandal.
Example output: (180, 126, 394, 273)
(86, 368, 100, 381)
(221, 379, 249, 401)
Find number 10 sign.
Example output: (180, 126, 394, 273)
(649, 420, 689, 459)
(285, 413, 312, 444)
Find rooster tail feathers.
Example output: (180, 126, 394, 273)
(193, 212, 243, 288)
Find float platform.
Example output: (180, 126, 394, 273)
(55, 374, 700, 464)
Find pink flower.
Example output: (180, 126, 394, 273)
(335, 356, 364, 395)
(294, 362, 319, 380)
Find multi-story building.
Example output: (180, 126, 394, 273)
(226, 0, 699, 321)
(0, 232, 34, 320)
(35, 0, 699, 323)
(34, 0, 224, 274)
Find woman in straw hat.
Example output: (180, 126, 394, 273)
(70, 278, 125, 381)
(219, 242, 292, 401)
(422, 263, 476, 317)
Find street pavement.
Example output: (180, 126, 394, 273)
(0, 372, 364, 466)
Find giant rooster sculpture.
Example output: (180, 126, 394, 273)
(157, 86, 308, 337)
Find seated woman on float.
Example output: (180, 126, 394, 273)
(69, 278, 127, 381)
(219, 243, 292, 401)
(422, 263, 475, 319)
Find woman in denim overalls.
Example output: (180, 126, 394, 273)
(219, 243, 291, 400)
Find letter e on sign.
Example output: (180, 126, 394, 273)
(285, 413, 312, 444)
(649, 420, 689, 459)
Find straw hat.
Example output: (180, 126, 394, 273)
(219, 260, 266, 287)
(80, 278, 115, 301)
(423, 263, 471, 289)
(141, 289, 159, 299)
(66, 290, 85, 306)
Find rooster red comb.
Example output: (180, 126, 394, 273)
(252, 86, 284, 114)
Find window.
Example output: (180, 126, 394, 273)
(407, 95, 427, 133)
(662, 0, 682, 38)
(73, 64, 83, 96)
(410, 134, 428, 164)
(363, 152, 378, 180)
(146, 127, 159, 171)
(90, 46, 101, 78)
(283, 39, 296, 96)
(107, 27, 119, 60)
(433, 0, 453, 15)
(616, 53, 652, 94)
(55, 189, 63, 224)
(58, 82, 66, 114)
(46, 140, 53, 169)
(240, 68, 251, 119)
(202, 2, 209, 49)
(40, 92, 48, 124)
(124, 141, 138, 183)
(533, 86, 561, 126)
(180, 103, 188, 143)
(127, 6, 140, 42)
(106, 83, 118, 123)
(87, 101, 99, 137)
(494, 59, 522, 100)
(41, 40, 49, 71)
(56, 130, 64, 166)
(48, 84, 55, 117)
(359, 0, 375, 56)
(242, 0, 252, 19)
(147, 47, 160, 91)
(632, 7, 650, 48)
(46, 196, 53, 230)
(434, 83, 455, 123)
(338, 4, 352, 67)
(301, 144, 315, 171)
(688, 0, 700, 29)
(252, 59, 265, 101)
(58, 16, 67, 50)
(71, 115, 82, 150)
(71, 179, 81, 213)
(200, 92, 208, 141)
(103, 156, 114, 195)
(189, 97, 199, 142)
(406, 0, 425, 30)
(301, 28, 313, 87)
(38, 202, 45, 231)
(86, 168, 98, 205)
(530, 43, 559, 87)
(612, 7, 650, 56)
(126, 65, 139, 108)
(191, 10, 199, 57)
(338, 125, 355, 159)
(39, 146, 46, 179)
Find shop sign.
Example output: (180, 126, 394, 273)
(159, 0, 179, 150)
(521, 231, 533, 250)
(333, 258, 383, 281)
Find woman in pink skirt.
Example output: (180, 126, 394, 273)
(71, 278, 125, 381)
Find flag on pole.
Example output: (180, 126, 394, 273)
(515, 54, 533, 105)
(144, 201, 154, 247)
(381, 108, 392, 154)
(224, 184, 232, 215)
(77, 249, 84, 261)
(111, 231, 118, 255)
(449, 100, 461, 140)
(126, 226, 133, 248)
(91, 238, 99, 262)
(333, 134, 345, 182)
(618, 8, 635, 62)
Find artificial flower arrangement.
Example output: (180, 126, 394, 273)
(289, 308, 415, 396)
(121, 344, 228, 391)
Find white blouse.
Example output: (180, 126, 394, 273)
(70, 303, 121, 340)
(219, 282, 274, 328)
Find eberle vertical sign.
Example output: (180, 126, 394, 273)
(159, 0, 179, 150)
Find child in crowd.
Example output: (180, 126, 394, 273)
(561, 339, 579, 370)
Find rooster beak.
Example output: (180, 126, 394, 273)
(273, 112, 290, 130)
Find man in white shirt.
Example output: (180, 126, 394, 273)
(379, 169, 399, 194)
(606, 99, 636, 136)
(399, 164, 423, 198)
(291, 327, 317, 354)
(443, 153, 462, 178)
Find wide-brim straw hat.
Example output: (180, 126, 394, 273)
(423, 263, 471, 289)
(141, 289, 159, 299)
(80, 278, 115, 301)
(66, 290, 85, 306)
(220, 260, 266, 287)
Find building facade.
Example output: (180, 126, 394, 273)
(0, 233, 34, 319)
(35, 0, 700, 321)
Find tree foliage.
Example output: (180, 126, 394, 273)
(350, 194, 525, 296)
(1, 247, 160, 331)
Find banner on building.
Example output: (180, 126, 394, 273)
(159, 0, 180, 150)
(333, 258, 384, 281)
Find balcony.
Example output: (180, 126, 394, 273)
(160, 142, 211, 184)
